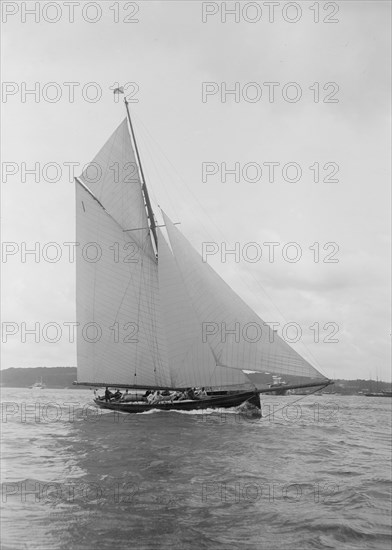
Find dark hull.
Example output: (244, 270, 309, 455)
(94, 391, 260, 414)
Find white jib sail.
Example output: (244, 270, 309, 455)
(162, 212, 326, 382)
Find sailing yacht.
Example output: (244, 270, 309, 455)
(74, 97, 332, 413)
(30, 377, 46, 389)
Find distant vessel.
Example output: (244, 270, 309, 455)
(363, 391, 392, 398)
(74, 93, 332, 413)
(293, 389, 323, 396)
(268, 375, 290, 396)
(30, 378, 46, 389)
(362, 376, 391, 397)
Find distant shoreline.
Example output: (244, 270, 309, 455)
(1, 366, 77, 389)
(1, 367, 390, 394)
(0, 385, 89, 390)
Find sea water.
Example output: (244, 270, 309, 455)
(1, 388, 391, 550)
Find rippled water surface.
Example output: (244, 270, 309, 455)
(1, 388, 391, 549)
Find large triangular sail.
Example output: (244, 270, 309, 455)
(162, 212, 327, 386)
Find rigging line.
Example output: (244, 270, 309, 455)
(132, 114, 194, 226)
(132, 129, 160, 207)
(137, 253, 160, 385)
(140, 233, 162, 379)
(76, 177, 138, 239)
(134, 237, 144, 383)
(137, 231, 169, 384)
(134, 233, 157, 381)
(105, 228, 160, 386)
(260, 383, 331, 421)
(132, 113, 183, 221)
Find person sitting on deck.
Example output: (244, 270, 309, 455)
(147, 390, 161, 404)
(159, 389, 172, 402)
(175, 391, 188, 401)
(153, 391, 163, 403)
(113, 389, 122, 401)
(121, 389, 130, 401)
(104, 387, 113, 402)
(187, 388, 196, 400)
(146, 391, 154, 404)
(194, 387, 207, 398)
(143, 390, 152, 402)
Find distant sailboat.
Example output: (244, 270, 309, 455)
(363, 376, 392, 397)
(363, 391, 392, 397)
(267, 375, 290, 396)
(74, 96, 332, 413)
(30, 377, 46, 389)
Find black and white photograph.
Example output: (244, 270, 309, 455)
(1, 1, 391, 549)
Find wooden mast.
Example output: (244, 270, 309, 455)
(124, 98, 158, 251)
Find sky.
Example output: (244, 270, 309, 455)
(1, 1, 391, 381)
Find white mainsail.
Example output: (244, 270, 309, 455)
(76, 117, 328, 390)
(76, 120, 170, 387)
